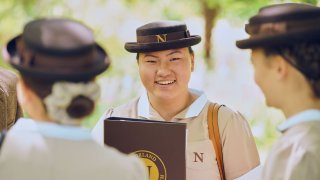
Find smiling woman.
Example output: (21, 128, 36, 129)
(92, 20, 260, 180)
(138, 48, 194, 118)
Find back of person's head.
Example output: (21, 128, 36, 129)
(4, 18, 110, 125)
(236, 3, 320, 98)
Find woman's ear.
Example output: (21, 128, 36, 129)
(275, 56, 289, 81)
(190, 53, 195, 72)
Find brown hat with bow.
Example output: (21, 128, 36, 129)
(125, 20, 201, 53)
(236, 3, 320, 49)
(5, 18, 110, 81)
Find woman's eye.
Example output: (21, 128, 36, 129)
(146, 60, 156, 63)
(170, 58, 181, 61)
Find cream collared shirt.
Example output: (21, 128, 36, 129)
(0, 118, 147, 180)
(92, 89, 260, 180)
(261, 109, 320, 180)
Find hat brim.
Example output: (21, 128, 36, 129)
(236, 27, 320, 49)
(124, 35, 201, 53)
(6, 35, 110, 81)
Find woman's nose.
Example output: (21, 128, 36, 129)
(156, 62, 171, 77)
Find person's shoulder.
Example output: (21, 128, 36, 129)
(95, 145, 147, 179)
(115, 97, 139, 110)
(98, 144, 138, 162)
(92, 97, 140, 143)
(214, 103, 249, 131)
(295, 121, 320, 152)
(111, 97, 140, 117)
(217, 104, 247, 122)
(283, 133, 320, 179)
(1, 119, 41, 155)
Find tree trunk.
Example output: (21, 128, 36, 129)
(202, 1, 219, 69)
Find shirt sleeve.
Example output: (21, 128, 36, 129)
(282, 145, 320, 180)
(91, 108, 113, 146)
(287, 152, 320, 180)
(218, 106, 260, 180)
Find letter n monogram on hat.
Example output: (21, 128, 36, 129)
(156, 34, 167, 43)
(124, 21, 201, 52)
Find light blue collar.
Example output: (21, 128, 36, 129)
(15, 118, 92, 141)
(277, 109, 320, 132)
(137, 88, 207, 119)
(138, 90, 150, 118)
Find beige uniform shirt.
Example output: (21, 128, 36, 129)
(92, 89, 260, 180)
(0, 118, 147, 180)
(262, 109, 320, 180)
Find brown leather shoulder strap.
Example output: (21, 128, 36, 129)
(208, 103, 226, 180)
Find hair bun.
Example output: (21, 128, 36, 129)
(66, 95, 94, 119)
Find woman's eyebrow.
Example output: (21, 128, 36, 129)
(166, 51, 182, 56)
(143, 54, 158, 58)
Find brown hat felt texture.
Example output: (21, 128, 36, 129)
(6, 18, 110, 81)
(125, 20, 201, 53)
(236, 3, 320, 49)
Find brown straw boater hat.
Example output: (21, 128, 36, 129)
(5, 18, 110, 81)
(125, 20, 201, 53)
(236, 3, 320, 49)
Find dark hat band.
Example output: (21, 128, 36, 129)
(16, 39, 103, 71)
(246, 17, 320, 36)
(137, 30, 190, 44)
(24, 37, 95, 57)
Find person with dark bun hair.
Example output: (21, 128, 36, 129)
(0, 18, 147, 180)
(236, 3, 320, 180)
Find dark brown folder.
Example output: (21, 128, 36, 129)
(104, 117, 187, 180)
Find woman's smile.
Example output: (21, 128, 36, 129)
(155, 80, 176, 85)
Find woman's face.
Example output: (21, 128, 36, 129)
(251, 48, 280, 107)
(138, 47, 194, 101)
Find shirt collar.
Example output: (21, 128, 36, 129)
(137, 88, 207, 119)
(277, 109, 320, 133)
(13, 118, 91, 140)
(138, 89, 150, 118)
